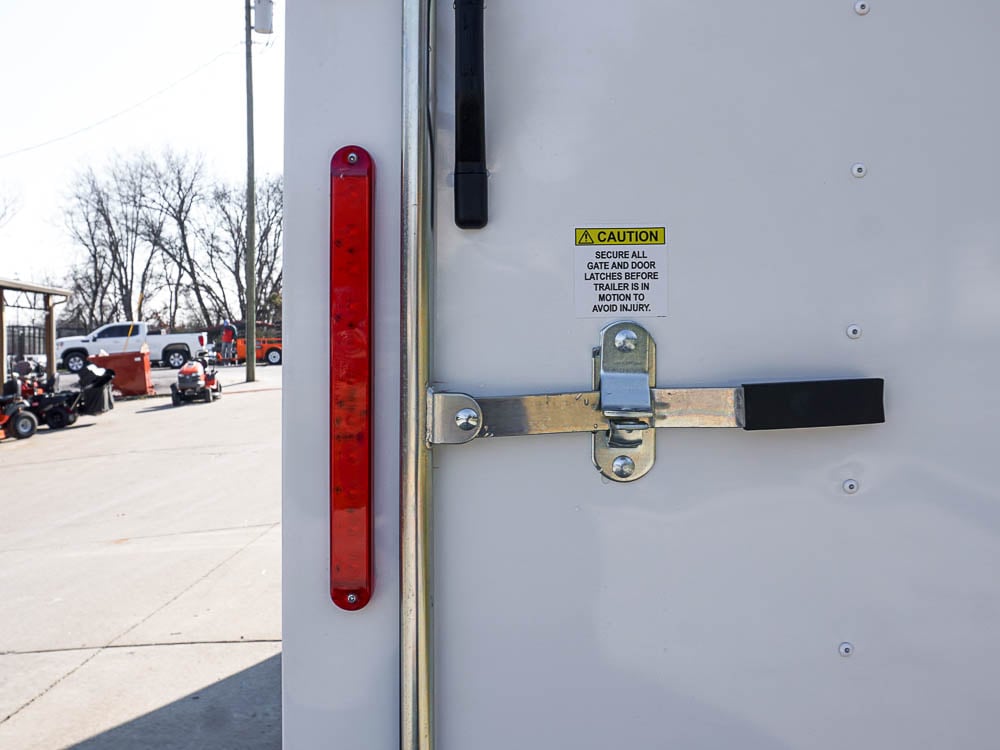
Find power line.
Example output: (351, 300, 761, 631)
(0, 43, 244, 162)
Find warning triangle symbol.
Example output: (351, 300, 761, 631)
(578, 230, 594, 245)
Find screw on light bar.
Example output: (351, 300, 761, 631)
(329, 145, 374, 611)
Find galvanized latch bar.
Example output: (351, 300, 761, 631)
(429, 321, 736, 481)
(428, 320, 885, 482)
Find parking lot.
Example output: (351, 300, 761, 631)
(0, 365, 282, 749)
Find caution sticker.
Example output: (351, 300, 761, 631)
(575, 227, 665, 246)
(574, 226, 668, 318)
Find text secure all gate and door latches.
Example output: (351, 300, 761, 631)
(428, 321, 885, 482)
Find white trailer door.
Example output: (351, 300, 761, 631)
(426, 3, 1000, 749)
(283, 2, 1000, 749)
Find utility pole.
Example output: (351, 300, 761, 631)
(244, 1, 273, 380)
(244, 0, 258, 382)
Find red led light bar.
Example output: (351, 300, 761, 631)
(330, 145, 374, 611)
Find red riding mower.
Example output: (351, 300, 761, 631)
(0, 392, 37, 441)
(171, 351, 222, 406)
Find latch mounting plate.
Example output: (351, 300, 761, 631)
(592, 321, 655, 481)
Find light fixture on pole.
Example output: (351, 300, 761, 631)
(244, 0, 273, 382)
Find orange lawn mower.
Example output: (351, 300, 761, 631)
(0, 394, 38, 441)
(170, 351, 222, 406)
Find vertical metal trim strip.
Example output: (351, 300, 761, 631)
(401, 1, 435, 749)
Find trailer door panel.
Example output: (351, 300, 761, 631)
(283, 3, 1000, 748)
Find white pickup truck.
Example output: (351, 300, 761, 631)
(56, 322, 208, 372)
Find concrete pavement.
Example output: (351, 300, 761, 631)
(0, 366, 282, 749)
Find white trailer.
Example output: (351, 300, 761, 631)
(283, 2, 1000, 748)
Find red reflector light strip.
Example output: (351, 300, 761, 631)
(330, 145, 374, 611)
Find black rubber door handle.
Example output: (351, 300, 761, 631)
(455, 0, 488, 229)
(741, 378, 885, 430)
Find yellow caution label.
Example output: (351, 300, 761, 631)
(575, 227, 665, 246)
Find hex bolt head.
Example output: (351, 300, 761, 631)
(846, 324, 862, 339)
(839, 642, 854, 657)
(612, 455, 636, 478)
(614, 329, 638, 352)
(843, 478, 860, 494)
(454, 408, 480, 432)
(347, 152, 359, 164)
(854, 1, 870, 14)
(852, 163, 867, 178)
(346, 593, 358, 604)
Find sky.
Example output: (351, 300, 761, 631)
(0, 0, 285, 284)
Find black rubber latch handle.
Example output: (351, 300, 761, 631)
(455, 0, 488, 229)
(741, 378, 885, 431)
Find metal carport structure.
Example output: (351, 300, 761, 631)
(0, 278, 71, 384)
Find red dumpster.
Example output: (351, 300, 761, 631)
(89, 352, 155, 397)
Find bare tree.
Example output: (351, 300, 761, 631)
(197, 181, 244, 321)
(254, 177, 283, 324)
(62, 189, 115, 328)
(61, 262, 116, 330)
(156, 248, 188, 328)
(146, 151, 215, 327)
(63, 159, 160, 322)
(199, 175, 283, 325)
(60, 152, 282, 331)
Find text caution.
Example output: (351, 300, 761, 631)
(575, 227, 665, 246)
(574, 226, 667, 318)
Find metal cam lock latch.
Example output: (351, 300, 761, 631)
(427, 321, 659, 481)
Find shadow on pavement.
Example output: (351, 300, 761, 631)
(134, 403, 182, 414)
(32, 423, 96, 436)
(69, 653, 281, 750)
